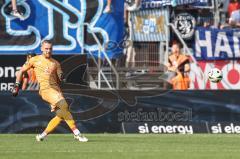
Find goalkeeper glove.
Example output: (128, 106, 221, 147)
(12, 82, 20, 97)
(59, 73, 66, 87)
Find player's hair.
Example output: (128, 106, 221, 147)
(171, 40, 182, 48)
(41, 40, 52, 45)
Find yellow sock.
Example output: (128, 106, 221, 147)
(65, 118, 80, 135)
(55, 99, 80, 135)
(62, 110, 78, 131)
(59, 110, 80, 135)
(44, 116, 62, 134)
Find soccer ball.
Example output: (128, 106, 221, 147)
(208, 68, 223, 83)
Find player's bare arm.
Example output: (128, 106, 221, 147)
(56, 61, 65, 83)
(12, 63, 33, 97)
(16, 63, 33, 84)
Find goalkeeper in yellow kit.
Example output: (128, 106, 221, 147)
(12, 40, 88, 142)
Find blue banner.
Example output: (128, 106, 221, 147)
(1, 90, 240, 133)
(141, 0, 171, 9)
(191, 0, 209, 7)
(130, 9, 169, 42)
(175, 0, 204, 6)
(0, 0, 124, 58)
(194, 27, 240, 60)
(140, 0, 202, 9)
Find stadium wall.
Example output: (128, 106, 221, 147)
(0, 55, 88, 91)
(1, 90, 240, 134)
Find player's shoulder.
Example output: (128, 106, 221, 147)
(51, 58, 61, 65)
(179, 53, 189, 59)
(168, 53, 175, 59)
(30, 55, 41, 62)
(29, 55, 42, 65)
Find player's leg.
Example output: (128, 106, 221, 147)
(103, 0, 112, 13)
(36, 116, 62, 141)
(10, 0, 24, 19)
(36, 88, 64, 141)
(56, 99, 88, 142)
(38, 88, 87, 142)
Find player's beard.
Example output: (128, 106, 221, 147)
(43, 52, 52, 59)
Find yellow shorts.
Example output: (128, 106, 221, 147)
(40, 88, 65, 111)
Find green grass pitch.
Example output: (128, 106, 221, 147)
(0, 134, 240, 159)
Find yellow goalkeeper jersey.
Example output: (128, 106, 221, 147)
(27, 55, 62, 90)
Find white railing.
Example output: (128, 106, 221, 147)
(82, 23, 119, 89)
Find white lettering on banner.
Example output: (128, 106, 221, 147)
(225, 124, 240, 133)
(138, 123, 193, 134)
(189, 63, 218, 89)
(4, 67, 14, 78)
(144, 1, 171, 8)
(0, 67, 21, 78)
(138, 123, 150, 133)
(0, 83, 14, 91)
(0, 68, 2, 77)
(177, 0, 201, 5)
(190, 61, 240, 89)
(233, 32, 240, 58)
(142, 0, 202, 8)
(211, 123, 240, 134)
(215, 32, 233, 58)
(195, 30, 213, 58)
(195, 30, 240, 59)
(211, 123, 222, 134)
(38, 0, 80, 51)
